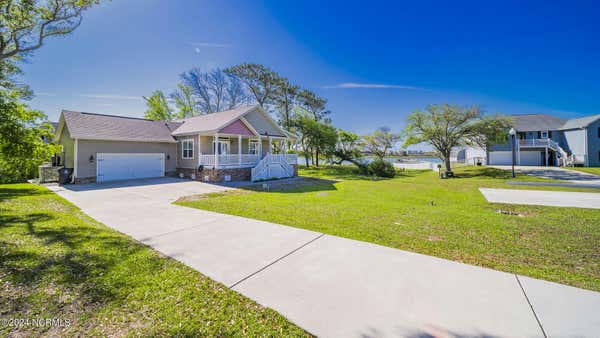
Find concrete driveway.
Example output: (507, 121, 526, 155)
(480, 188, 600, 209)
(491, 165, 600, 185)
(47, 177, 600, 337)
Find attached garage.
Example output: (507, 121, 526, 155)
(520, 151, 543, 166)
(55, 110, 178, 183)
(488, 151, 513, 165)
(97, 153, 165, 182)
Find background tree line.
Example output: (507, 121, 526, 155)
(0, 0, 511, 183)
(0, 0, 100, 183)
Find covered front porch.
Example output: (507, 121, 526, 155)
(517, 138, 568, 166)
(197, 133, 297, 169)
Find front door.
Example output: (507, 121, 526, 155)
(213, 141, 230, 155)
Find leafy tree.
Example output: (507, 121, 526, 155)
(181, 68, 248, 114)
(0, 0, 100, 61)
(170, 84, 198, 118)
(293, 113, 337, 167)
(143, 90, 173, 120)
(404, 104, 511, 173)
(362, 127, 401, 160)
(224, 63, 281, 108)
(274, 78, 299, 130)
(296, 89, 330, 122)
(0, 91, 59, 183)
(0, 0, 99, 182)
(331, 129, 368, 171)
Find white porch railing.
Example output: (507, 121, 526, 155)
(199, 154, 261, 168)
(518, 138, 562, 152)
(251, 153, 298, 181)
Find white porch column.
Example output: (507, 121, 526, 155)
(545, 147, 548, 167)
(268, 136, 272, 154)
(238, 134, 242, 166)
(258, 136, 262, 157)
(198, 135, 202, 165)
(214, 133, 219, 168)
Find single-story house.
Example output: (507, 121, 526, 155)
(54, 105, 298, 183)
(487, 113, 600, 167)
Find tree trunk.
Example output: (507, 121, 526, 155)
(444, 153, 452, 172)
(315, 148, 320, 167)
(305, 154, 310, 167)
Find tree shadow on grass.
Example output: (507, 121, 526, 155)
(300, 165, 423, 182)
(452, 167, 512, 179)
(240, 177, 339, 194)
(0, 187, 51, 203)
(0, 209, 151, 319)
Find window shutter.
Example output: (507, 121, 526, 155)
(537, 131, 541, 138)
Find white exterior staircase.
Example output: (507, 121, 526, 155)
(251, 154, 296, 181)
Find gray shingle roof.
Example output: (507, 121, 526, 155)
(61, 110, 176, 143)
(510, 114, 567, 132)
(559, 114, 600, 130)
(170, 105, 258, 136)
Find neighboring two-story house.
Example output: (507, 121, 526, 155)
(487, 113, 600, 167)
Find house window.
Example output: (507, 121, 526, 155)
(597, 127, 600, 138)
(248, 140, 259, 155)
(181, 139, 194, 159)
(540, 131, 548, 139)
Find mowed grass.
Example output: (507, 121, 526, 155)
(177, 166, 600, 292)
(565, 167, 600, 176)
(0, 184, 307, 337)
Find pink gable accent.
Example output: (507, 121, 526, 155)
(219, 119, 254, 136)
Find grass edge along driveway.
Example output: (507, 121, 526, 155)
(177, 166, 600, 292)
(0, 183, 308, 337)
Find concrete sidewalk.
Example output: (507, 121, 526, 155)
(480, 187, 600, 209)
(47, 178, 600, 337)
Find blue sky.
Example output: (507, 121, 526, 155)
(21, 0, 600, 134)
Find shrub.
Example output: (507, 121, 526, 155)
(367, 159, 396, 178)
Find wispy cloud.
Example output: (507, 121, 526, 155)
(188, 42, 230, 48)
(35, 92, 56, 97)
(324, 82, 423, 90)
(80, 94, 143, 101)
(194, 47, 201, 54)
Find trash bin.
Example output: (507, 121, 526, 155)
(58, 168, 74, 184)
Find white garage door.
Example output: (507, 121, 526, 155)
(97, 153, 164, 182)
(488, 151, 513, 165)
(520, 151, 542, 166)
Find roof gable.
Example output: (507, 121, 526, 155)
(560, 114, 600, 130)
(171, 105, 289, 137)
(219, 119, 255, 136)
(60, 110, 176, 143)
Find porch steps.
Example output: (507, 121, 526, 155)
(251, 154, 295, 181)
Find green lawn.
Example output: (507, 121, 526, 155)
(0, 184, 306, 337)
(565, 167, 600, 176)
(177, 166, 600, 292)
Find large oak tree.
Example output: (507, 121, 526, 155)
(404, 104, 511, 173)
